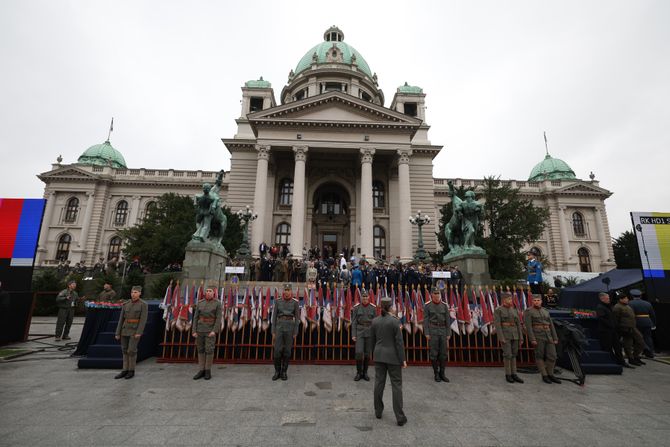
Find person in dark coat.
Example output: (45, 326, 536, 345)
(627, 289, 656, 358)
(595, 293, 630, 368)
(370, 296, 407, 426)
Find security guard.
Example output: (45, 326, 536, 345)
(523, 295, 560, 384)
(423, 286, 451, 382)
(627, 289, 656, 358)
(613, 292, 645, 366)
(494, 292, 524, 383)
(371, 296, 407, 426)
(114, 286, 148, 379)
(191, 284, 222, 380)
(351, 289, 376, 381)
(271, 283, 300, 381)
(55, 280, 80, 341)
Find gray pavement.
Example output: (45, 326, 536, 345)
(1, 318, 669, 446)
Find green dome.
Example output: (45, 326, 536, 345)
(245, 77, 271, 88)
(397, 82, 423, 94)
(77, 140, 127, 169)
(294, 26, 373, 78)
(528, 154, 576, 182)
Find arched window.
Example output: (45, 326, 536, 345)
(279, 178, 293, 206)
(114, 200, 129, 226)
(373, 225, 386, 260)
(578, 247, 592, 272)
(56, 234, 71, 260)
(108, 236, 122, 261)
(372, 181, 385, 208)
(275, 222, 291, 245)
(572, 212, 585, 236)
(145, 201, 156, 214)
(64, 197, 79, 222)
(318, 192, 345, 215)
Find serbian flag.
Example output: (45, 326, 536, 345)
(306, 288, 317, 330)
(323, 286, 333, 333)
(170, 281, 181, 330)
(298, 288, 308, 331)
(161, 280, 173, 322)
(448, 286, 460, 335)
(261, 287, 271, 331)
(249, 288, 257, 330)
(413, 288, 426, 334)
(403, 290, 412, 333)
(479, 287, 494, 336)
(336, 287, 343, 331)
(470, 287, 480, 334)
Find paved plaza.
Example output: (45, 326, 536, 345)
(1, 318, 669, 446)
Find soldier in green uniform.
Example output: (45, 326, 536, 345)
(55, 280, 80, 341)
(191, 284, 223, 380)
(612, 292, 645, 366)
(494, 292, 524, 383)
(271, 283, 300, 381)
(423, 286, 451, 382)
(523, 295, 560, 384)
(114, 286, 148, 379)
(97, 282, 117, 302)
(371, 296, 407, 426)
(351, 289, 376, 381)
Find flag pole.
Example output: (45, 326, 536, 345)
(543, 131, 549, 156)
(107, 117, 114, 142)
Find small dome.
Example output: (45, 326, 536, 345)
(529, 154, 576, 182)
(77, 140, 127, 169)
(294, 26, 373, 78)
(245, 77, 271, 88)
(397, 82, 423, 94)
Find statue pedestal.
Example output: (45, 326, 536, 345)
(182, 241, 228, 284)
(442, 253, 492, 285)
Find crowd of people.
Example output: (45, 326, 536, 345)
(54, 257, 182, 279)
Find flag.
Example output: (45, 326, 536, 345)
(161, 280, 173, 322)
(323, 286, 333, 332)
(479, 287, 494, 337)
(448, 286, 460, 335)
(261, 287, 271, 331)
(299, 288, 308, 330)
(170, 281, 181, 330)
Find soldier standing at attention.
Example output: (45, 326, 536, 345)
(352, 289, 376, 381)
(192, 284, 222, 380)
(613, 292, 646, 366)
(114, 286, 148, 380)
(494, 292, 524, 383)
(371, 296, 408, 426)
(97, 281, 117, 302)
(627, 288, 656, 359)
(271, 283, 300, 381)
(55, 280, 81, 341)
(523, 295, 560, 384)
(423, 286, 451, 383)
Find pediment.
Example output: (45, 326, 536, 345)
(39, 165, 99, 180)
(248, 91, 421, 126)
(555, 182, 611, 196)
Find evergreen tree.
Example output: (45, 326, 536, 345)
(613, 230, 642, 269)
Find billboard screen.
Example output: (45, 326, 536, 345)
(0, 198, 46, 344)
(631, 212, 670, 302)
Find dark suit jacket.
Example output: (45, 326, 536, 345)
(370, 314, 405, 365)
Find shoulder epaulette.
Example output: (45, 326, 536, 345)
(370, 303, 376, 307)
(292, 298, 299, 302)
(424, 300, 431, 305)
(353, 303, 360, 307)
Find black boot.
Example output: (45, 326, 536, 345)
(204, 370, 212, 380)
(272, 359, 281, 381)
(124, 371, 135, 379)
(281, 357, 288, 381)
(431, 360, 441, 382)
(439, 361, 450, 383)
(354, 360, 362, 381)
(114, 370, 128, 380)
(548, 375, 561, 384)
(506, 375, 514, 383)
(193, 370, 206, 380)
(362, 358, 370, 381)
(511, 374, 524, 383)
(542, 376, 552, 384)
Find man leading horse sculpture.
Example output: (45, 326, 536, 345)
(444, 180, 485, 257)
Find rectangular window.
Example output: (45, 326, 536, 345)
(250, 97, 264, 112)
(404, 102, 418, 117)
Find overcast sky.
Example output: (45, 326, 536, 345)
(1, 0, 668, 238)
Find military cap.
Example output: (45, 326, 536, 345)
(205, 283, 218, 290)
(431, 286, 441, 294)
(629, 288, 642, 297)
(380, 296, 392, 305)
(500, 291, 513, 301)
(131, 285, 142, 292)
(283, 283, 292, 290)
(360, 289, 369, 297)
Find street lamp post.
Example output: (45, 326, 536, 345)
(409, 210, 431, 262)
(236, 205, 257, 260)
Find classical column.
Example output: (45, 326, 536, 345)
(397, 149, 413, 262)
(359, 148, 375, 259)
(593, 206, 610, 263)
(78, 192, 96, 249)
(556, 205, 571, 267)
(290, 145, 308, 259)
(251, 145, 271, 257)
(128, 195, 141, 226)
(37, 192, 57, 259)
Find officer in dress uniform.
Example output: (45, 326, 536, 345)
(523, 295, 560, 384)
(613, 292, 646, 366)
(627, 289, 656, 358)
(271, 283, 300, 381)
(55, 280, 80, 341)
(526, 250, 544, 297)
(191, 284, 223, 380)
(423, 286, 451, 383)
(351, 289, 376, 381)
(371, 296, 408, 426)
(114, 286, 148, 379)
(494, 292, 524, 383)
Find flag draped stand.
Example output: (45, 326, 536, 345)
(157, 283, 536, 366)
